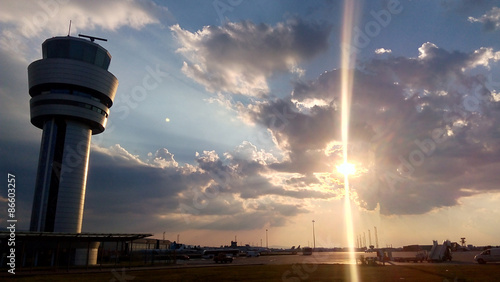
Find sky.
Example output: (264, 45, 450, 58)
(1, 0, 500, 249)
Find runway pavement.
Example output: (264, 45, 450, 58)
(173, 251, 482, 267)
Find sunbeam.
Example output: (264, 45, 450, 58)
(340, 0, 361, 281)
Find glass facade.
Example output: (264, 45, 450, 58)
(31, 88, 110, 117)
(31, 98, 108, 117)
(30, 119, 66, 232)
(43, 37, 111, 70)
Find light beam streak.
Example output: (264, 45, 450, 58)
(340, 0, 360, 281)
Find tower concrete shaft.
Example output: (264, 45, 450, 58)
(28, 36, 118, 233)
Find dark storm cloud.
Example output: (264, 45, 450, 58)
(345, 44, 500, 215)
(85, 146, 205, 213)
(244, 91, 374, 175)
(238, 42, 500, 216)
(249, 99, 338, 151)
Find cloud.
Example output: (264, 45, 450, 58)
(375, 48, 392, 54)
(0, 0, 168, 34)
(468, 6, 500, 31)
(229, 42, 500, 216)
(149, 148, 179, 168)
(170, 18, 332, 96)
(150, 40, 500, 217)
(0, 0, 169, 59)
(83, 142, 335, 233)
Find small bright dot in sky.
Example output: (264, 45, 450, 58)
(337, 162, 356, 175)
(165, 118, 170, 122)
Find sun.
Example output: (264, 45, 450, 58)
(337, 162, 356, 175)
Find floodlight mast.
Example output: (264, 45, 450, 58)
(78, 33, 107, 42)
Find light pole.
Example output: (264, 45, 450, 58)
(312, 220, 316, 251)
(266, 229, 268, 249)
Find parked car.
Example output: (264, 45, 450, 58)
(246, 251, 260, 257)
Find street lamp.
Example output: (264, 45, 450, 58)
(266, 229, 268, 249)
(312, 220, 316, 251)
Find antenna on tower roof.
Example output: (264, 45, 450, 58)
(78, 33, 107, 42)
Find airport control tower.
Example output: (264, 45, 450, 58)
(28, 35, 118, 233)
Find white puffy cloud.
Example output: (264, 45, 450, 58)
(170, 18, 331, 96)
(375, 48, 392, 54)
(0, 0, 167, 35)
(149, 148, 179, 168)
(92, 144, 146, 165)
(0, 0, 169, 59)
(226, 141, 278, 165)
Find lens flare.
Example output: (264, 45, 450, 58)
(340, 0, 360, 281)
(337, 162, 356, 176)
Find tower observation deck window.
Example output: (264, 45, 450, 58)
(42, 37, 111, 70)
(31, 99, 109, 118)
